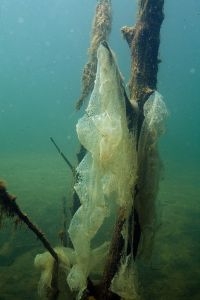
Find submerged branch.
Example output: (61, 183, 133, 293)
(122, 0, 164, 110)
(121, 0, 165, 261)
(50, 137, 75, 175)
(76, 0, 112, 110)
(99, 207, 126, 300)
(0, 180, 58, 263)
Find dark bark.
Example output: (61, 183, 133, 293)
(122, 0, 164, 111)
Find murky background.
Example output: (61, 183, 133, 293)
(0, 0, 199, 299)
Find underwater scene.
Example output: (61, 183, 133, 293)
(0, 0, 200, 299)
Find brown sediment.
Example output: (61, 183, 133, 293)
(76, 0, 112, 110)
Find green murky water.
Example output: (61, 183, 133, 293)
(0, 1, 200, 299)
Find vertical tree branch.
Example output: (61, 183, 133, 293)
(122, 0, 164, 110)
(76, 0, 112, 109)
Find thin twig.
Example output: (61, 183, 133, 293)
(50, 137, 75, 175)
